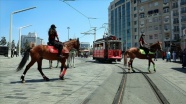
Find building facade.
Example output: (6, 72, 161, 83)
(109, 0, 186, 51)
(21, 32, 43, 49)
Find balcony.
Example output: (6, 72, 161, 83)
(163, 3, 169, 7)
(139, 9, 144, 13)
(164, 29, 170, 32)
(140, 24, 144, 27)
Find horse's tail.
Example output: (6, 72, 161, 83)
(16, 48, 31, 72)
(124, 50, 129, 66)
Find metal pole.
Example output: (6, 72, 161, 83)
(8, 14, 12, 58)
(18, 25, 32, 56)
(8, 7, 36, 58)
(19, 28, 21, 56)
(67, 27, 70, 40)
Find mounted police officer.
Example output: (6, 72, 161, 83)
(48, 24, 63, 59)
(139, 33, 149, 58)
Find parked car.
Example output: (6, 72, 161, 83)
(0, 46, 8, 57)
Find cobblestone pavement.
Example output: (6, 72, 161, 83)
(0, 56, 114, 104)
(0, 56, 186, 104)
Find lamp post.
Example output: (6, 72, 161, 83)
(8, 6, 36, 58)
(67, 27, 70, 40)
(40, 39, 43, 45)
(19, 25, 32, 56)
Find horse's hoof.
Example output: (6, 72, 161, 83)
(43, 76, 50, 81)
(154, 69, 156, 72)
(20, 75, 25, 83)
(59, 76, 64, 80)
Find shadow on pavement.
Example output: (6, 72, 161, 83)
(171, 67, 186, 73)
(10, 78, 61, 84)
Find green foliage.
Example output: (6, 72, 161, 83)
(0, 37, 7, 46)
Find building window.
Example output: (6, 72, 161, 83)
(134, 0, 136, 4)
(134, 35, 137, 39)
(149, 35, 153, 39)
(181, 7, 186, 13)
(164, 24, 170, 30)
(140, 13, 144, 18)
(154, 34, 158, 39)
(181, 16, 186, 22)
(134, 21, 137, 25)
(164, 16, 169, 22)
(154, 2, 158, 6)
(153, 17, 159, 22)
(154, 26, 158, 30)
(163, 7, 169, 13)
(134, 14, 137, 18)
(134, 7, 136, 11)
(148, 26, 153, 31)
(174, 26, 179, 32)
(134, 28, 137, 32)
(172, 2, 178, 8)
(163, 0, 169, 3)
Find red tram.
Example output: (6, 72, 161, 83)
(93, 35, 122, 63)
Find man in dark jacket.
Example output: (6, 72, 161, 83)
(48, 24, 63, 59)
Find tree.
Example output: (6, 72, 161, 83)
(0, 37, 7, 46)
(24, 39, 30, 50)
(12, 40, 15, 48)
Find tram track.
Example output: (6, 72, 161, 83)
(133, 67, 170, 104)
(113, 64, 170, 104)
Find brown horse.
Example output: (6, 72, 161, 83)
(124, 41, 162, 73)
(16, 38, 80, 83)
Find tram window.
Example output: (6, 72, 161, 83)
(110, 42, 121, 49)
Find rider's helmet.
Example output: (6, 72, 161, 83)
(51, 24, 56, 29)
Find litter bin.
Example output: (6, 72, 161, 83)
(182, 54, 186, 68)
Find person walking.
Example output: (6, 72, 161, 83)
(166, 50, 171, 62)
(173, 51, 176, 61)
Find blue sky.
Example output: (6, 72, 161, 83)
(0, 0, 112, 46)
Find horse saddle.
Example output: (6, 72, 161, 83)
(139, 49, 154, 55)
(47, 46, 69, 54)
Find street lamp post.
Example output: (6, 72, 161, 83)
(8, 6, 36, 58)
(67, 27, 70, 40)
(19, 25, 32, 56)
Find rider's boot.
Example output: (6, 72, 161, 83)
(58, 46, 65, 60)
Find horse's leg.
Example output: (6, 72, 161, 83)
(38, 58, 50, 81)
(21, 60, 36, 83)
(128, 60, 131, 73)
(73, 56, 75, 68)
(148, 59, 151, 73)
(56, 60, 59, 68)
(59, 59, 67, 80)
(150, 59, 156, 72)
(49, 60, 52, 69)
(130, 59, 135, 72)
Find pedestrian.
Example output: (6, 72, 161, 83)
(162, 51, 166, 60)
(166, 50, 171, 62)
(173, 51, 176, 61)
(14, 47, 18, 57)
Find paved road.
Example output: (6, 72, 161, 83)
(0, 56, 186, 104)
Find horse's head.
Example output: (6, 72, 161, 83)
(64, 38, 80, 53)
(150, 41, 163, 52)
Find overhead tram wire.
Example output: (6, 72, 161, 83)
(61, 0, 96, 28)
